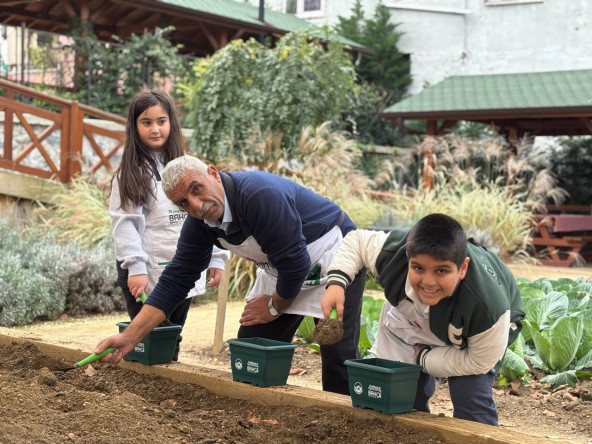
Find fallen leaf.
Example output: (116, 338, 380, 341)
(552, 384, 568, 393)
(262, 419, 279, 425)
(246, 412, 261, 424)
(159, 399, 177, 407)
(290, 368, 306, 375)
(542, 410, 555, 417)
(436, 395, 450, 401)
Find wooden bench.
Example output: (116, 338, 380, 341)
(530, 205, 592, 267)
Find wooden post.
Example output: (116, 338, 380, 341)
(3, 88, 14, 161)
(422, 120, 438, 190)
(212, 258, 232, 355)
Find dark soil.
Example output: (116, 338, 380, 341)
(196, 342, 592, 444)
(0, 341, 445, 444)
(312, 318, 343, 345)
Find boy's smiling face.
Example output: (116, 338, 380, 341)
(408, 254, 470, 305)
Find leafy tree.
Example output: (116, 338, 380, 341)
(336, 1, 412, 146)
(67, 25, 190, 114)
(178, 28, 358, 161)
(336, 0, 411, 102)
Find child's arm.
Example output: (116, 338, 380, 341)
(420, 311, 511, 377)
(109, 177, 148, 278)
(322, 229, 388, 319)
(327, 229, 388, 286)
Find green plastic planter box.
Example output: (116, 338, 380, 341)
(227, 337, 297, 387)
(344, 358, 422, 414)
(117, 321, 181, 365)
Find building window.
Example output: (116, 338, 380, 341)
(304, 0, 321, 11)
(285, 0, 323, 16)
(485, 0, 543, 5)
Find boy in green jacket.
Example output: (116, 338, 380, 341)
(321, 213, 524, 425)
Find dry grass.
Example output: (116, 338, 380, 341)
(31, 177, 111, 249)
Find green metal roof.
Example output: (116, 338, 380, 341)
(159, 0, 366, 51)
(383, 69, 592, 118)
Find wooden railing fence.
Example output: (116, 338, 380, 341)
(0, 78, 126, 184)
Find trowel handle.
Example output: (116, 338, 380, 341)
(74, 347, 116, 368)
(329, 308, 338, 320)
(140, 292, 147, 303)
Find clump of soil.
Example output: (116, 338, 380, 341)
(0, 341, 445, 444)
(312, 318, 344, 345)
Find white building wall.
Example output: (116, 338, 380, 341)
(249, 0, 592, 95)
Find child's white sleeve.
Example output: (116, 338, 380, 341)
(327, 229, 389, 287)
(109, 176, 148, 276)
(208, 246, 231, 270)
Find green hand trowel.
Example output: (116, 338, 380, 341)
(55, 346, 116, 372)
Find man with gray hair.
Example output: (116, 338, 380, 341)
(94, 154, 366, 395)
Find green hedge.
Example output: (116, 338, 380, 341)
(0, 221, 123, 327)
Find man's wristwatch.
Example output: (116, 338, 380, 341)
(267, 297, 280, 317)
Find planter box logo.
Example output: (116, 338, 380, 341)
(134, 342, 145, 353)
(353, 381, 363, 395)
(247, 361, 259, 374)
(234, 358, 243, 370)
(368, 384, 382, 399)
(352, 381, 383, 398)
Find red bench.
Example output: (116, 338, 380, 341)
(531, 205, 592, 267)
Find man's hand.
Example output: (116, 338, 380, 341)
(240, 293, 289, 327)
(94, 333, 134, 365)
(207, 267, 224, 287)
(321, 285, 346, 321)
(94, 305, 165, 364)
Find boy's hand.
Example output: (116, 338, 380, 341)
(321, 285, 346, 321)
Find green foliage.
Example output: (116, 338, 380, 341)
(359, 295, 385, 356)
(337, 0, 411, 98)
(374, 134, 569, 258)
(32, 177, 111, 249)
(336, 1, 411, 146)
(498, 348, 530, 384)
(227, 256, 256, 300)
(67, 25, 190, 115)
(297, 316, 316, 343)
(376, 180, 533, 258)
(178, 28, 358, 161)
(549, 137, 592, 205)
(0, 221, 123, 327)
(519, 278, 592, 386)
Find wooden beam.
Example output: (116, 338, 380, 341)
(578, 117, 592, 134)
(437, 119, 457, 135)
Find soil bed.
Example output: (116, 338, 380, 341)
(0, 341, 446, 444)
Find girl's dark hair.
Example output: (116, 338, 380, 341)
(406, 213, 468, 268)
(115, 89, 185, 209)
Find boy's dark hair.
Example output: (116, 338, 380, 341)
(406, 213, 468, 268)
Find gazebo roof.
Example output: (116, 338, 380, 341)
(382, 69, 592, 137)
(0, 0, 368, 57)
